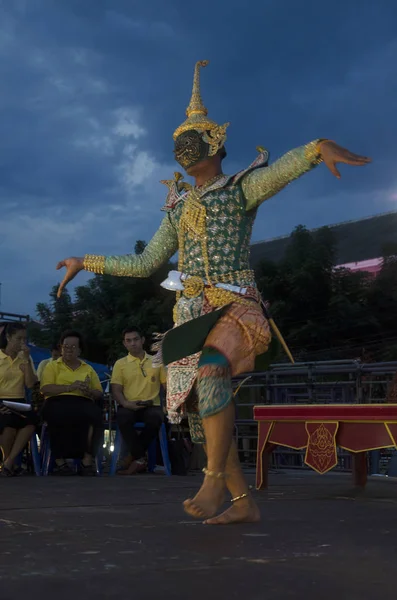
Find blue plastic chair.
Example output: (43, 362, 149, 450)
(13, 388, 41, 476)
(109, 422, 171, 476)
(40, 423, 104, 476)
(14, 433, 41, 476)
(30, 433, 41, 475)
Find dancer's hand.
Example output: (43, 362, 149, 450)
(319, 141, 371, 179)
(56, 257, 84, 298)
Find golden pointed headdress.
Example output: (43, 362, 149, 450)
(173, 60, 229, 156)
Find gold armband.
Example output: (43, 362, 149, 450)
(304, 139, 327, 165)
(83, 254, 106, 274)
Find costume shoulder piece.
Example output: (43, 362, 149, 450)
(160, 148, 269, 210)
(160, 172, 192, 212)
(231, 147, 270, 184)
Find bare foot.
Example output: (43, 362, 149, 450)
(203, 496, 261, 525)
(183, 476, 226, 519)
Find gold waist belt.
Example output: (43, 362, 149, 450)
(181, 270, 258, 308)
(183, 269, 255, 293)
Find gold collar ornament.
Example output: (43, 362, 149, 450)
(173, 60, 229, 157)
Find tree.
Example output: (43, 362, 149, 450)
(255, 226, 336, 355)
(29, 285, 74, 349)
(366, 257, 397, 359)
(255, 225, 384, 361)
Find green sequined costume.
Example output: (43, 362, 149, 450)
(100, 143, 320, 280)
(84, 142, 322, 423)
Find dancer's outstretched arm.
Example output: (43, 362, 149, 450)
(242, 140, 371, 211)
(56, 214, 178, 297)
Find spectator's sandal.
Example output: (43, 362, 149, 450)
(78, 463, 96, 477)
(54, 462, 75, 476)
(0, 465, 14, 477)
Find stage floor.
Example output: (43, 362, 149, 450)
(1, 470, 396, 600)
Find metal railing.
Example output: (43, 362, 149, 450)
(0, 311, 30, 322)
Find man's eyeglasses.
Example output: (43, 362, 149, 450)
(62, 344, 78, 351)
(140, 364, 147, 377)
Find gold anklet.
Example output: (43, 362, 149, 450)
(230, 493, 249, 503)
(202, 467, 227, 479)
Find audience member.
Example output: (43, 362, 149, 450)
(37, 343, 61, 380)
(111, 327, 167, 475)
(40, 330, 103, 475)
(0, 322, 38, 476)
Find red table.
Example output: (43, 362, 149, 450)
(254, 404, 397, 489)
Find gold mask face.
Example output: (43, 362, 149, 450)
(174, 129, 210, 170)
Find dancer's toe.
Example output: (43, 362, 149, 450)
(182, 478, 226, 520)
(183, 499, 207, 519)
(203, 497, 261, 525)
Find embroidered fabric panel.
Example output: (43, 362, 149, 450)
(205, 302, 271, 376)
(187, 411, 206, 444)
(197, 363, 232, 419)
(169, 185, 256, 279)
(166, 294, 208, 423)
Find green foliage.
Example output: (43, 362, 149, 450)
(29, 227, 397, 364)
(255, 225, 394, 362)
(28, 286, 74, 349)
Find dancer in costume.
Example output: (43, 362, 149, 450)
(56, 60, 370, 524)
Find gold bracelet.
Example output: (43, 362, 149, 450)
(230, 493, 249, 503)
(83, 254, 106, 274)
(202, 467, 227, 479)
(304, 139, 326, 166)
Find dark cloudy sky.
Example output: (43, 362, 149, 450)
(0, 0, 395, 316)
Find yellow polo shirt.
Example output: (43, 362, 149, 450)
(37, 358, 53, 381)
(0, 349, 36, 399)
(111, 353, 167, 406)
(40, 358, 103, 399)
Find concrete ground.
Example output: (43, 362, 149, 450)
(0, 469, 396, 600)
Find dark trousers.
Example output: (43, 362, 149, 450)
(116, 405, 164, 461)
(0, 398, 39, 434)
(42, 395, 103, 459)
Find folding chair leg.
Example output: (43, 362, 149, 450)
(95, 429, 105, 475)
(159, 423, 172, 476)
(41, 433, 53, 476)
(109, 429, 121, 476)
(147, 440, 156, 473)
(30, 434, 41, 476)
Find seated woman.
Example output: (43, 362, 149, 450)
(40, 330, 103, 475)
(0, 322, 38, 477)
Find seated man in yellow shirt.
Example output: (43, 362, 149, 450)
(37, 343, 61, 381)
(111, 327, 167, 475)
